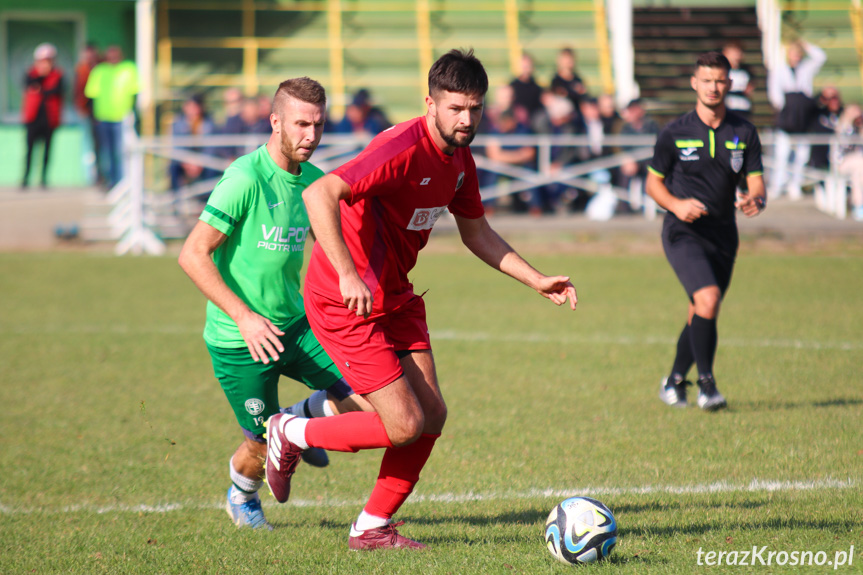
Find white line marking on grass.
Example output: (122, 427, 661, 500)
(431, 330, 863, 351)
(1, 478, 854, 515)
(5, 325, 861, 351)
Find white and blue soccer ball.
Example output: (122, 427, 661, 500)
(545, 496, 617, 565)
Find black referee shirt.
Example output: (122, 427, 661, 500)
(649, 110, 763, 224)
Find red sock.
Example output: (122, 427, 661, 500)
(305, 412, 393, 453)
(363, 433, 439, 519)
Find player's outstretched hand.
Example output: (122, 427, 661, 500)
(237, 310, 285, 364)
(672, 198, 708, 223)
(535, 276, 578, 310)
(340, 274, 374, 318)
(735, 193, 765, 217)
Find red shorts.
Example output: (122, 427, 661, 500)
(304, 289, 432, 394)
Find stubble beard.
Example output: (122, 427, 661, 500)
(435, 116, 477, 149)
(280, 131, 315, 166)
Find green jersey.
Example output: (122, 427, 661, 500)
(199, 145, 324, 348)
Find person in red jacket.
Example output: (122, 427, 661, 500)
(22, 43, 65, 189)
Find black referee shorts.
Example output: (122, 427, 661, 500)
(661, 216, 738, 300)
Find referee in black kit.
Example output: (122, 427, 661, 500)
(646, 51, 766, 411)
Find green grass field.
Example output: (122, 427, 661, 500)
(1, 241, 861, 574)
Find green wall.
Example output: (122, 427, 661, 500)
(0, 125, 87, 186)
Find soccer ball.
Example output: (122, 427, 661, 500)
(544, 496, 617, 565)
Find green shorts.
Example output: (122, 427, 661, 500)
(207, 315, 345, 437)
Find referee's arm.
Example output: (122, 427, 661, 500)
(645, 170, 708, 223)
(735, 173, 767, 217)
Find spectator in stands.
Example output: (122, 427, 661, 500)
(169, 94, 218, 192)
(85, 45, 139, 189)
(617, 99, 659, 191)
(598, 93, 622, 136)
(579, 97, 611, 161)
(835, 104, 863, 221)
(332, 89, 391, 136)
(21, 43, 64, 190)
(550, 47, 586, 131)
(565, 96, 612, 213)
(509, 53, 546, 132)
(768, 39, 826, 200)
(809, 86, 843, 170)
(74, 43, 101, 185)
(221, 88, 243, 126)
(484, 108, 536, 214)
(474, 85, 516, 211)
(722, 40, 755, 120)
(257, 94, 275, 132)
(541, 92, 580, 213)
(221, 96, 268, 159)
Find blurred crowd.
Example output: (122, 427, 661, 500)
(21, 41, 138, 190)
(476, 48, 661, 216)
(18, 40, 863, 221)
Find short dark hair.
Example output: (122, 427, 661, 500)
(694, 51, 731, 75)
(428, 49, 488, 98)
(273, 77, 327, 115)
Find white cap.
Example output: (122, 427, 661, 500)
(34, 43, 57, 61)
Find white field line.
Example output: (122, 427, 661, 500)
(431, 330, 863, 351)
(5, 325, 863, 351)
(0, 478, 854, 516)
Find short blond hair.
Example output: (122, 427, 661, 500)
(273, 77, 327, 116)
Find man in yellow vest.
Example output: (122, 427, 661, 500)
(84, 45, 139, 189)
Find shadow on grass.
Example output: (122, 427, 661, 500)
(314, 510, 666, 565)
(621, 514, 858, 538)
(730, 396, 863, 412)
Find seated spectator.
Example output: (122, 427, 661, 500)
(331, 89, 391, 136)
(221, 96, 268, 159)
(810, 86, 843, 170)
(550, 47, 586, 130)
(543, 94, 606, 213)
(541, 92, 580, 212)
(617, 99, 659, 190)
(169, 94, 218, 192)
(221, 87, 243, 127)
(510, 53, 547, 132)
(835, 104, 863, 221)
(484, 109, 536, 214)
(256, 94, 274, 132)
(597, 93, 622, 136)
(474, 85, 515, 200)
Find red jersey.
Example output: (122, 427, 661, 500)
(306, 116, 485, 313)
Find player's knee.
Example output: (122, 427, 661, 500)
(387, 414, 425, 447)
(423, 401, 448, 433)
(693, 289, 721, 317)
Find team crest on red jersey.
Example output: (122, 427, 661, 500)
(407, 206, 448, 231)
(456, 171, 465, 190)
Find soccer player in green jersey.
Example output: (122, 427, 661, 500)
(179, 77, 370, 530)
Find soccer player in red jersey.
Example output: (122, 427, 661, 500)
(264, 49, 578, 550)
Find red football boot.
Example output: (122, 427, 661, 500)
(348, 521, 427, 550)
(264, 413, 304, 503)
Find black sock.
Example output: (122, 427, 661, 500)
(670, 323, 694, 380)
(689, 314, 718, 378)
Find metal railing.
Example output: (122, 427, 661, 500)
(105, 126, 860, 255)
